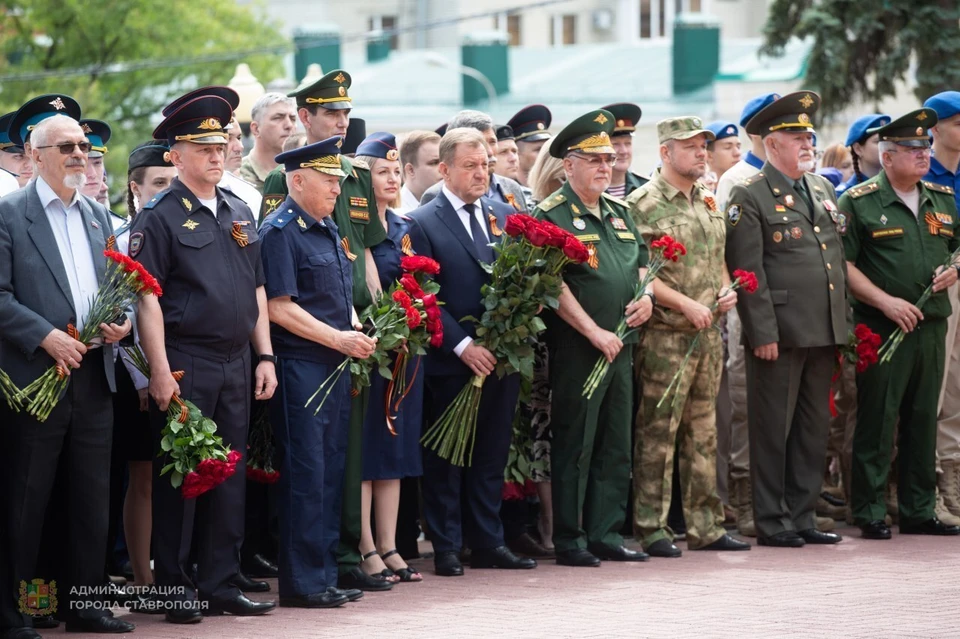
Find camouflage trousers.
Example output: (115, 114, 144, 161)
(634, 327, 727, 549)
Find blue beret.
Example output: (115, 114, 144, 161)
(923, 91, 960, 122)
(816, 167, 844, 187)
(706, 121, 739, 141)
(844, 114, 889, 147)
(356, 132, 398, 161)
(275, 135, 346, 176)
(739, 93, 780, 128)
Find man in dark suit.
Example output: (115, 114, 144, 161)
(0, 102, 135, 638)
(407, 127, 537, 577)
(724, 91, 849, 548)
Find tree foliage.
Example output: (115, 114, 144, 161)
(0, 0, 287, 200)
(761, 0, 960, 118)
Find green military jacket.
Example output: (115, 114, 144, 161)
(724, 162, 849, 349)
(627, 168, 726, 332)
(840, 171, 959, 321)
(533, 181, 649, 347)
(624, 171, 649, 198)
(261, 156, 386, 309)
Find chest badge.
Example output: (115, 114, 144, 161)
(773, 231, 783, 243)
(297, 216, 307, 229)
(90, 219, 100, 229)
(181, 198, 193, 212)
(232, 221, 249, 247)
(586, 244, 599, 270)
(340, 236, 358, 261)
(573, 217, 586, 230)
(791, 227, 803, 239)
(880, 214, 888, 225)
(703, 195, 717, 212)
(401, 233, 415, 257)
(182, 219, 199, 231)
(925, 212, 944, 236)
(610, 217, 627, 231)
(784, 194, 795, 207)
(488, 214, 503, 237)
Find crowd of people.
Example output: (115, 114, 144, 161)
(1, 68, 960, 638)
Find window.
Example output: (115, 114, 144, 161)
(495, 13, 522, 46)
(562, 14, 576, 45)
(368, 15, 398, 49)
(640, 0, 651, 38)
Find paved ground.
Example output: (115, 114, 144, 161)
(41, 527, 959, 639)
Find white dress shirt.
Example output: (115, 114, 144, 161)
(441, 185, 490, 357)
(0, 169, 19, 197)
(398, 184, 421, 214)
(220, 170, 263, 219)
(36, 175, 99, 334)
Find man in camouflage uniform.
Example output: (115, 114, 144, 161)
(628, 117, 750, 556)
(260, 70, 390, 591)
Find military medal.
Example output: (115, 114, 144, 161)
(823, 200, 836, 212)
(573, 217, 586, 230)
(231, 221, 249, 247)
(773, 231, 783, 243)
(880, 214, 888, 225)
(401, 234, 415, 256)
(488, 214, 503, 237)
(340, 236, 358, 261)
(586, 244, 599, 269)
(784, 195, 795, 207)
(791, 227, 803, 239)
(105, 235, 116, 251)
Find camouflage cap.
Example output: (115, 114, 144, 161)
(657, 116, 716, 144)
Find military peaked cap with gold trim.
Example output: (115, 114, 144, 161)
(745, 90, 820, 137)
(275, 135, 346, 177)
(153, 95, 232, 146)
(162, 86, 239, 117)
(875, 108, 937, 148)
(79, 119, 111, 157)
(602, 102, 642, 136)
(549, 109, 616, 158)
(9, 94, 82, 147)
(288, 69, 353, 110)
(507, 104, 552, 142)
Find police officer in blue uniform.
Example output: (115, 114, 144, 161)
(260, 137, 377, 608)
(835, 114, 889, 196)
(131, 91, 278, 623)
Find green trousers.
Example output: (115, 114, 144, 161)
(852, 316, 945, 526)
(549, 340, 633, 552)
(634, 328, 726, 550)
(336, 387, 367, 574)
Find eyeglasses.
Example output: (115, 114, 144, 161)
(891, 147, 932, 157)
(570, 154, 617, 168)
(35, 141, 92, 154)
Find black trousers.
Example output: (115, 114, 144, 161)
(1, 355, 113, 630)
(150, 348, 250, 602)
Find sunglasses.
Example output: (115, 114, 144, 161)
(35, 141, 92, 154)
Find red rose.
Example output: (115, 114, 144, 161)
(541, 221, 567, 248)
(429, 331, 444, 348)
(524, 221, 551, 247)
(405, 307, 422, 329)
(854, 323, 872, 341)
(421, 293, 437, 308)
(400, 255, 440, 275)
(504, 214, 529, 237)
(426, 317, 442, 333)
(562, 236, 590, 263)
(425, 305, 441, 322)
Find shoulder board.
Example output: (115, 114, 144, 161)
(110, 210, 127, 222)
(848, 182, 880, 199)
(347, 156, 368, 171)
(264, 210, 296, 229)
(141, 189, 171, 210)
(601, 192, 627, 208)
(537, 193, 566, 211)
(923, 180, 955, 195)
(740, 172, 766, 187)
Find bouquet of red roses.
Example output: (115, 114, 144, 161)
(657, 268, 758, 409)
(305, 255, 443, 427)
(18, 250, 162, 422)
(421, 214, 590, 466)
(582, 235, 687, 400)
(123, 344, 240, 499)
(246, 401, 280, 484)
(839, 323, 882, 374)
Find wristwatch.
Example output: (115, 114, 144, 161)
(953, 264, 960, 278)
(258, 354, 278, 364)
(642, 291, 657, 308)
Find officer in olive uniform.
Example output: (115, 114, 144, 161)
(131, 92, 278, 622)
(260, 69, 389, 592)
(724, 91, 849, 547)
(533, 109, 653, 567)
(602, 102, 648, 197)
(629, 117, 749, 556)
(840, 108, 960, 540)
(261, 137, 377, 608)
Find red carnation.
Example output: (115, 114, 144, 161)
(405, 307, 422, 329)
(854, 323, 872, 341)
(429, 331, 444, 348)
(425, 305, 441, 322)
(392, 290, 413, 308)
(400, 274, 424, 298)
(426, 317, 442, 334)
(400, 255, 440, 275)
(732, 269, 759, 294)
(421, 293, 437, 308)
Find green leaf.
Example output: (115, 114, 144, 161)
(170, 471, 183, 488)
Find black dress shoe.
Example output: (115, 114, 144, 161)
(756, 531, 805, 547)
(697, 534, 751, 551)
(242, 553, 279, 578)
(203, 593, 276, 616)
(279, 591, 347, 609)
(339, 566, 395, 590)
(797, 529, 842, 544)
(434, 550, 464, 576)
(30, 616, 59, 629)
(165, 604, 203, 624)
(588, 544, 650, 562)
(231, 571, 270, 593)
(470, 545, 537, 569)
(3, 628, 42, 639)
(900, 517, 960, 535)
(646, 539, 682, 558)
(327, 586, 363, 602)
(507, 533, 555, 558)
(64, 616, 135, 633)
(860, 520, 892, 540)
(555, 548, 601, 567)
